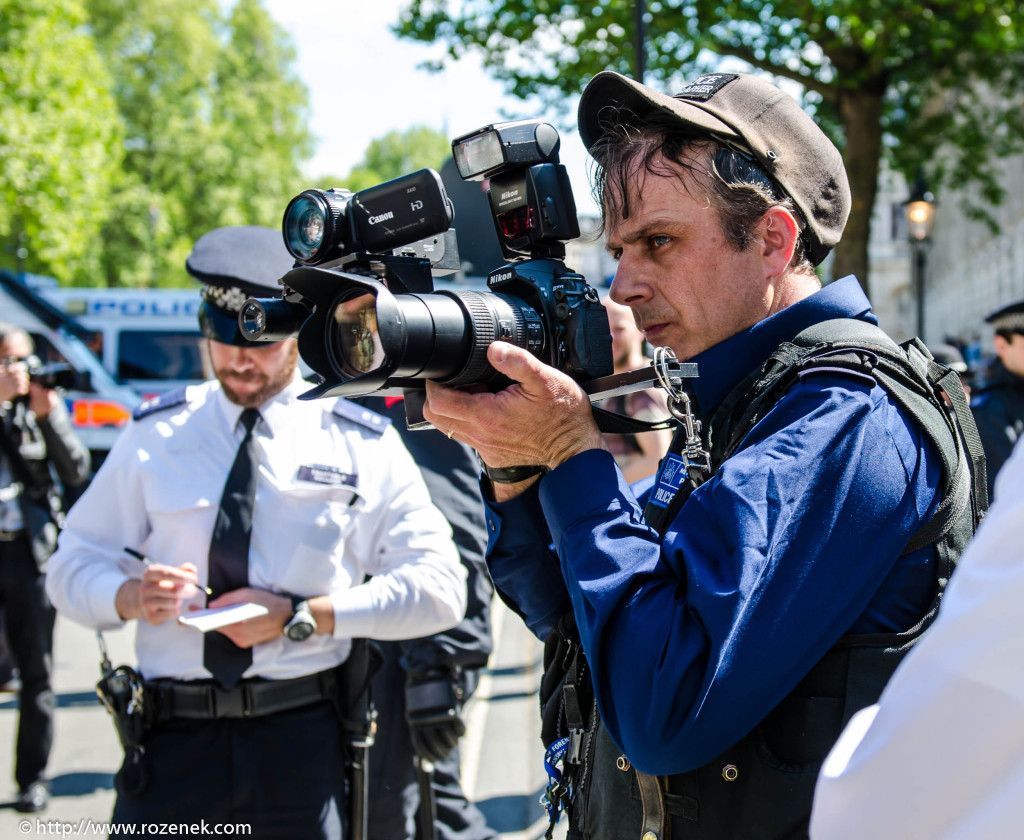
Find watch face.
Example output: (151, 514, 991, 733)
(286, 618, 315, 642)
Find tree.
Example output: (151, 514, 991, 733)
(0, 0, 123, 283)
(333, 125, 452, 191)
(207, 0, 313, 229)
(84, 0, 313, 287)
(394, 0, 1024, 295)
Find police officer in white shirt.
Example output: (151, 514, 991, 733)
(45, 226, 467, 840)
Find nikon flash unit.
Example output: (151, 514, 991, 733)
(452, 120, 562, 181)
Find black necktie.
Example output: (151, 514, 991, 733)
(203, 408, 260, 687)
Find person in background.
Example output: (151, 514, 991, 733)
(970, 297, 1024, 499)
(1, 323, 90, 813)
(928, 342, 971, 397)
(357, 394, 498, 840)
(597, 297, 673, 483)
(810, 438, 1024, 840)
(44, 227, 466, 839)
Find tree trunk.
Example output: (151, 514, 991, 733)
(831, 85, 885, 301)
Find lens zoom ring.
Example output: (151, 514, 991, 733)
(445, 292, 497, 387)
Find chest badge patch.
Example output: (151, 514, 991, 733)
(297, 464, 357, 487)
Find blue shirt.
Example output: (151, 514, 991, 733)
(484, 277, 942, 775)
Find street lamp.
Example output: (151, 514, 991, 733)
(633, 0, 646, 82)
(904, 172, 936, 340)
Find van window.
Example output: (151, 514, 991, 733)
(117, 330, 205, 381)
(28, 332, 73, 369)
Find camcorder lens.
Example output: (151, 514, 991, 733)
(330, 292, 385, 376)
(284, 194, 329, 261)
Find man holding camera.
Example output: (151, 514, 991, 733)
(0, 323, 90, 813)
(45, 226, 467, 839)
(424, 72, 983, 838)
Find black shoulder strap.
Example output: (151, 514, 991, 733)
(711, 319, 986, 556)
(0, 407, 49, 501)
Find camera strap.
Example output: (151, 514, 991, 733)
(0, 406, 50, 503)
(586, 349, 700, 435)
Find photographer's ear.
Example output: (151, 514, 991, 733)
(756, 206, 800, 279)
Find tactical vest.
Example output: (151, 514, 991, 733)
(539, 320, 987, 840)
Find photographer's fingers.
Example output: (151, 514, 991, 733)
(424, 341, 602, 469)
(27, 383, 58, 419)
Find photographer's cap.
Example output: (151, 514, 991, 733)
(186, 225, 295, 345)
(577, 71, 851, 266)
(984, 297, 1024, 334)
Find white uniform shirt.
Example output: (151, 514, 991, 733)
(811, 440, 1024, 840)
(46, 376, 466, 681)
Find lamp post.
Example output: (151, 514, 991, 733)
(904, 172, 936, 340)
(633, 0, 646, 82)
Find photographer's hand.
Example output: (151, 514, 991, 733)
(0, 358, 29, 403)
(423, 341, 603, 494)
(27, 383, 58, 419)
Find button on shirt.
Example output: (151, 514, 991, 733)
(485, 276, 943, 776)
(46, 377, 467, 681)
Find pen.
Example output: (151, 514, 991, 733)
(124, 546, 213, 596)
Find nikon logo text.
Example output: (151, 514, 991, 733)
(500, 190, 520, 201)
(368, 211, 395, 225)
(489, 270, 515, 285)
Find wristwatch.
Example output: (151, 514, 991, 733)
(284, 597, 317, 642)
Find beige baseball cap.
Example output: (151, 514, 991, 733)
(578, 71, 851, 265)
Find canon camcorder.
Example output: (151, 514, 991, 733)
(240, 120, 613, 414)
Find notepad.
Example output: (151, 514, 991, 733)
(177, 602, 269, 633)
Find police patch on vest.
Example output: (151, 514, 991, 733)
(297, 464, 357, 487)
(674, 73, 738, 102)
(649, 452, 689, 508)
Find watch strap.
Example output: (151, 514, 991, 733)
(476, 454, 548, 484)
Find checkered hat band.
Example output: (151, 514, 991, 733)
(202, 285, 249, 314)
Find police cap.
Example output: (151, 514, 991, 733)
(984, 297, 1024, 336)
(186, 225, 296, 346)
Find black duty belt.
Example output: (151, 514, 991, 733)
(147, 667, 339, 722)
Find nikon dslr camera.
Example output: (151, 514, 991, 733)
(240, 120, 612, 405)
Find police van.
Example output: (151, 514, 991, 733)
(1, 271, 141, 471)
(37, 286, 206, 399)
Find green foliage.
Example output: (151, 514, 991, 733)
(85, 0, 315, 287)
(394, 0, 1024, 289)
(0, 0, 123, 283)
(329, 126, 452, 192)
(1, 0, 314, 287)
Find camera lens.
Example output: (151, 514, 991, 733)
(283, 189, 351, 264)
(329, 292, 385, 375)
(284, 194, 328, 261)
(240, 301, 267, 339)
(324, 287, 545, 389)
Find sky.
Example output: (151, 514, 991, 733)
(260, 0, 601, 216)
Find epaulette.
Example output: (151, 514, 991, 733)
(331, 399, 392, 435)
(133, 386, 189, 420)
